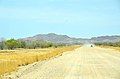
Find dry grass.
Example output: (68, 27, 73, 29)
(0, 46, 79, 76)
(99, 45, 120, 52)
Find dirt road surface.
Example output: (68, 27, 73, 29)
(3, 46, 120, 79)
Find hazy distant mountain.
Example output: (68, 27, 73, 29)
(20, 33, 120, 44)
(20, 33, 84, 44)
(90, 35, 120, 43)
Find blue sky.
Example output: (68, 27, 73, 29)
(0, 0, 120, 38)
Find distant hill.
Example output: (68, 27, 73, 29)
(20, 33, 83, 44)
(90, 35, 120, 43)
(20, 33, 120, 44)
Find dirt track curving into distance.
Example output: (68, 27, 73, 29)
(3, 46, 120, 79)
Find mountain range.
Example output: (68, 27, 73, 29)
(20, 33, 120, 44)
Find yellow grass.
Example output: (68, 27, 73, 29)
(0, 46, 79, 76)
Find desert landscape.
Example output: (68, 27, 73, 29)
(0, 0, 120, 79)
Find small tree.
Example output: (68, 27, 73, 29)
(17, 41, 26, 48)
(5, 39, 19, 50)
(0, 42, 5, 50)
(0, 38, 6, 50)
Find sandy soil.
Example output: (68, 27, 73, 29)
(3, 46, 120, 79)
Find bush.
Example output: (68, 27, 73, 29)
(0, 41, 6, 50)
(5, 39, 19, 50)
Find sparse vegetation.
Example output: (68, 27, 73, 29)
(0, 38, 79, 76)
(0, 38, 68, 50)
(95, 41, 120, 47)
